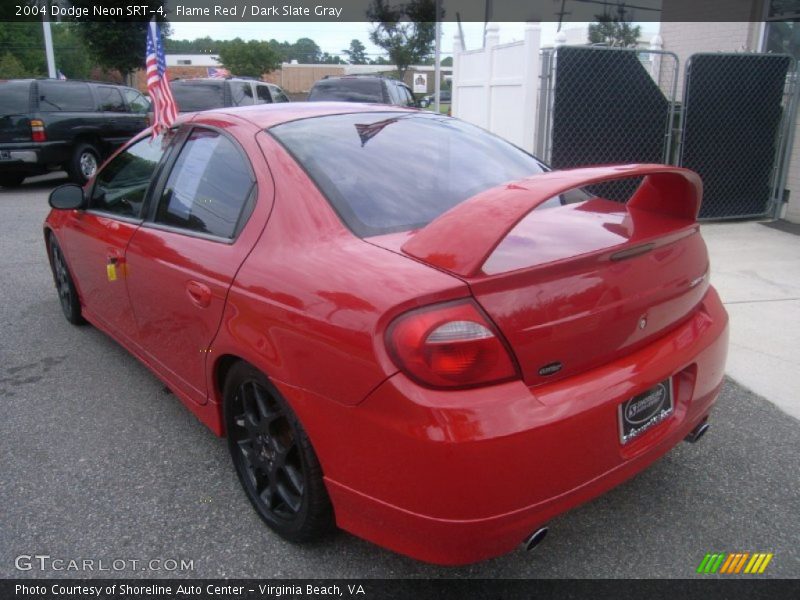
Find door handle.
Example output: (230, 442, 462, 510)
(186, 280, 212, 308)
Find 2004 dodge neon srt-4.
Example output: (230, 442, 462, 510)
(43, 103, 728, 565)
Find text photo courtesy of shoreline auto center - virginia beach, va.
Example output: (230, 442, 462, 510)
(1, 0, 799, 599)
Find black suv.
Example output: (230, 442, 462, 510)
(169, 78, 291, 113)
(0, 79, 150, 187)
(308, 75, 418, 107)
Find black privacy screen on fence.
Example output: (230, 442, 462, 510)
(680, 53, 792, 219)
(550, 47, 672, 202)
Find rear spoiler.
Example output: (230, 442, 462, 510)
(401, 164, 702, 278)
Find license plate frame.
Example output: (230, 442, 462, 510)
(618, 378, 674, 444)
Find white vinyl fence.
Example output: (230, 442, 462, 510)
(451, 23, 542, 153)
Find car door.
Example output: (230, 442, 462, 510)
(268, 84, 291, 103)
(124, 126, 260, 405)
(57, 134, 166, 341)
(95, 85, 138, 148)
(255, 83, 273, 104)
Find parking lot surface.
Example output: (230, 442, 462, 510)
(1, 174, 798, 578)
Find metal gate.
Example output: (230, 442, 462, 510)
(538, 46, 798, 219)
(537, 46, 679, 201)
(678, 53, 797, 219)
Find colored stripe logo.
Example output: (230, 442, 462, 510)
(697, 552, 773, 574)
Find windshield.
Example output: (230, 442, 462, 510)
(170, 81, 225, 112)
(308, 79, 384, 103)
(0, 81, 31, 114)
(270, 112, 546, 237)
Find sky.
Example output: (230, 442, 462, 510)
(169, 21, 660, 59)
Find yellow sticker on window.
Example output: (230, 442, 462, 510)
(106, 263, 117, 281)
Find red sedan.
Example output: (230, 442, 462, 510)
(43, 103, 728, 565)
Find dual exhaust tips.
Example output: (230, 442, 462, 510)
(685, 421, 710, 444)
(520, 421, 709, 554)
(522, 527, 548, 552)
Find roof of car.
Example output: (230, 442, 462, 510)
(193, 101, 418, 130)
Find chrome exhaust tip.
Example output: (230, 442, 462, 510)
(523, 527, 548, 552)
(685, 421, 710, 444)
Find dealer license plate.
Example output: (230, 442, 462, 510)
(618, 378, 673, 444)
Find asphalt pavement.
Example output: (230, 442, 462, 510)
(1, 174, 798, 579)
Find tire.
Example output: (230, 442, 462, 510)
(0, 173, 25, 188)
(49, 236, 85, 325)
(66, 143, 100, 185)
(223, 362, 333, 542)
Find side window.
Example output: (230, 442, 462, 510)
(386, 81, 401, 105)
(230, 81, 254, 106)
(38, 81, 94, 112)
(96, 86, 126, 112)
(400, 85, 415, 107)
(123, 88, 150, 114)
(90, 135, 165, 217)
(155, 129, 254, 239)
(269, 85, 290, 103)
(255, 84, 272, 104)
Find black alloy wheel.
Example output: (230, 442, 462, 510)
(224, 362, 333, 542)
(49, 237, 84, 325)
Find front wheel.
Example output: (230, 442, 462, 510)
(223, 362, 333, 542)
(49, 236, 84, 325)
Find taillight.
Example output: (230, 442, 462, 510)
(30, 119, 46, 142)
(386, 299, 519, 389)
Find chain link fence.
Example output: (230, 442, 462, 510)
(537, 46, 679, 202)
(678, 53, 796, 219)
(537, 45, 799, 220)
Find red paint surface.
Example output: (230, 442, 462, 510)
(44, 104, 728, 564)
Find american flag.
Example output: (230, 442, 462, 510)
(145, 19, 177, 134)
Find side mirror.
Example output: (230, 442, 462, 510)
(48, 183, 86, 210)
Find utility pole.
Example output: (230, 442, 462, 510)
(41, 1, 56, 78)
(434, 0, 441, 113)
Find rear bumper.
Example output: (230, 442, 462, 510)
(0, 142, 70, 174)
(296, 286, 728, 565)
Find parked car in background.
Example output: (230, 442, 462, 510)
(169, 78, 291, 113)
(0, 79, 150, 187)
(44, 103, 728, 566)
(419, 89, 451, 108)
(308, 75, 417, 107)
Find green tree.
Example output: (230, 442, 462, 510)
(72, 0, 170, 79)
(0, 53, 29, 78)
(588, 15, 641, 47)
(320, 52, 345, 65)
(343, 39, 368, 64)
(0, 22, 45, 76)
(217, 38, 281, 77)
(441, 56, 452, 67)
(288, 38, 322, 63)
(51, 23, 92, 79)
(367, 0, 439, 77)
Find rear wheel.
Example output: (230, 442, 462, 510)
(66, 143, 99, 184)
(49, 237, 84, 325)
(223, 362, 333, 542)
(0, 173, 25, 188)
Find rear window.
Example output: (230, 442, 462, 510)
(0, 81, 31, 114)
(170, 81, 225, 112)
(270, 112, 546, 237)
(38, 81, 94, 112)
(308, 78, 384, 103)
